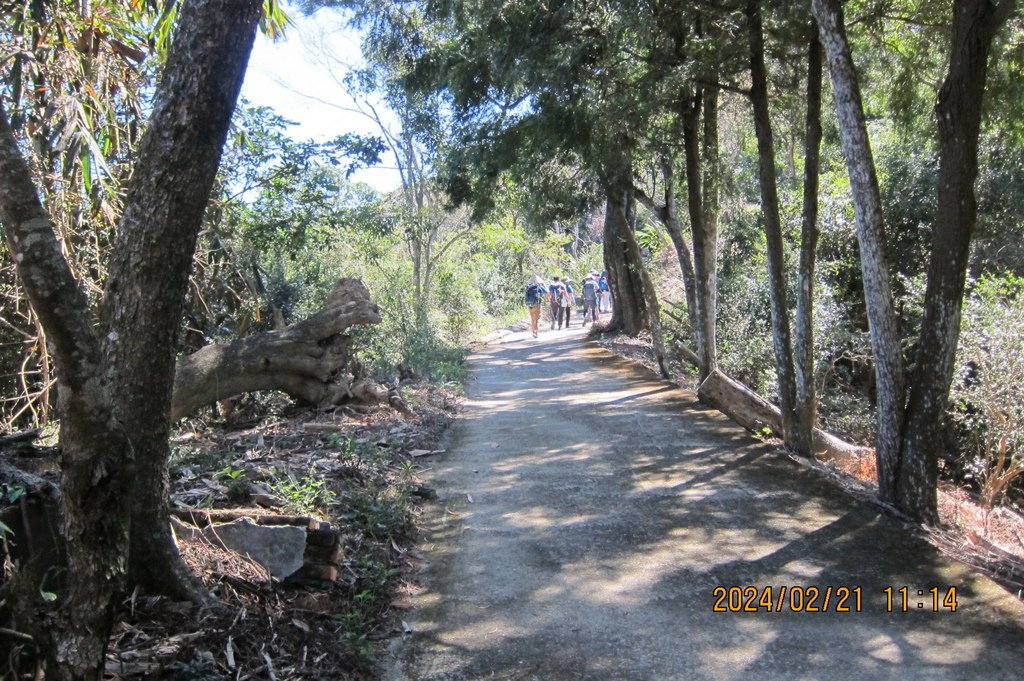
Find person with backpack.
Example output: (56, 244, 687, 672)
(562, 278, 577, 327)
(581, 272, 600, 325)
(524, 275, 548, 338)
(598, 271, 611, 313)
(548, 275, 570, 330)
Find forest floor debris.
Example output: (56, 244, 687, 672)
(1, 381, 460, 679)
(591, 327, 1024, 599)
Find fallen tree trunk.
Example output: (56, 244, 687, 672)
(697, 368, 869, 461)
(171, 278, 407, 420)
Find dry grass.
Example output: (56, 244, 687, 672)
(830, 449, 1024, 578)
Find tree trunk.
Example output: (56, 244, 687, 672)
(662, 157, 700, 343)
(603, 187, 647, 335)
(171, 279, 386, 420)
(897, 0, 1014, 522)
(613, 204, 672, 378)
(0, 2, 263, 677)
(813, 0, 906, 503)
(793, 30, 824, 458)
(701, 85, 720, 319)
(681, 89, 718, 382)
(747, 0, 799, 445)
(633, 156, 699, 345)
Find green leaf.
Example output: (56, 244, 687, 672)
(81, 148, 93, 195)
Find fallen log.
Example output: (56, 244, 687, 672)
(697, 368, 870, 461)
(673, 341, 700, 368)
(171, 278, 411, 420)
(171, 508, 320, 529)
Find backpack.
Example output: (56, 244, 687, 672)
(525, 283, 542, 306)
(549, 282, 564, 301)
(583, 280, 597, 299)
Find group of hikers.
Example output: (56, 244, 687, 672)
(523, 271, 612, 338)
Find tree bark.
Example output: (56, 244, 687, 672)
(602, 186, 647, 335)
(793, 30, 824, 459)
(701, 85, 720, 321)
(612, 205, 672, 378)
(2, 96, 132, 681)
(747, 0, 799, 445)
(171, 279, 384, 420)
(897, 0, 1015, 521)
(0, 2, 263, 677)
(813, 0, 906, 503)
(681, 89, 718, 382)
(634, 155, 699, 345)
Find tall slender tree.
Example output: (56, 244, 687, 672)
(746, 0, 799, 443)
(793, 28, 824, 459)
(813, 0, 1017, 520)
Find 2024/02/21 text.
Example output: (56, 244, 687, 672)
(712, 585, 958, 613)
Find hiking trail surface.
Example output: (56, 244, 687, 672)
(382, 327, 1024, 681)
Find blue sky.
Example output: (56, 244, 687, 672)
(240, 8, 402, 192)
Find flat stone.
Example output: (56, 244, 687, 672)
(202, 518, 306, 578)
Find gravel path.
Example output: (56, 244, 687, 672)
(382, 327, 1024, 681)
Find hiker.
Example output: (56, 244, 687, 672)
(581, 272, 600, 325)
(524, 275, 548, 338)
(598, 271, 611, 313)
(563, 278, 576, 327)
(548, 275, 570, 330)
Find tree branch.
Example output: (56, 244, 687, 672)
(429, 224, 475, 269)
(696, 77, 750, 97)
(99, 0, 264, 377)
(0, 102, 101, 391)
(631, 183, 667, 220)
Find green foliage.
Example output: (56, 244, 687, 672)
(269, 469, 339, 516)
(635, 221, 664, 257)
(215, 466, 250, 502)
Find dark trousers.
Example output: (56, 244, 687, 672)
(550, 302, 569, 328)
(582, 297, 598, 323)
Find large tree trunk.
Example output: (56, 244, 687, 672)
(99, 0, 263, 605)
(747, 0, 799, 446)
(897, 0, 1014, 521)
(0, 2, 263, 678)
(793, 30, 824, 459)
(2, 104, 125, 681)
(171, 279, 389, 420)
(813, 0, 906, 503)
(603, 187, 647, 335)
(612, 205, 672, 378)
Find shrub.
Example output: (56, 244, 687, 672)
(952, 275, 1024, 508)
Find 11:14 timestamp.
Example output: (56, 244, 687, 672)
(883, 586, 958, 612)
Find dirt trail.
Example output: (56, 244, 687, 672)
(383, 327, 1024, 681)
